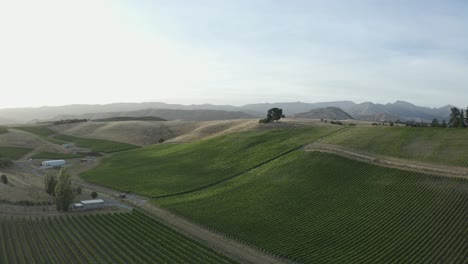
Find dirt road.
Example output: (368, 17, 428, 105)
(305, 143, 468, 179)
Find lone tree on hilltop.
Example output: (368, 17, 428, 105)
(55, 168, 74, 212)
(259, 108, 285, 123)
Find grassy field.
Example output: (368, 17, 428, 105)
(0, 146, 33, 160)
(31, 152, 85, 160)
(320, 126, 468, 167)
(0, 210, 236, 264)
(12, 126, 57, 137)
(53, 134, 140, 153)
(0, 127, 7, 134)
(157, 151, 468, 263)
(82, 127, 340, 197)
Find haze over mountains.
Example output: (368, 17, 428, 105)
(0, 100, 456, 124)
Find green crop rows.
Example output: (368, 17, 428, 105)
(0, 146, 33, 160)
(158, 152, 468, 263)
(82, 127, 340, 197)
(53, 134, 140, 153)
(321, 126, 468, 167)
(0, 210, 236, 264)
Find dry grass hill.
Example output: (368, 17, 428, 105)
(50, 118, 323, 145)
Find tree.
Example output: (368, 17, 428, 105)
(448, 107, 461, 127)
(441, 120, 447, 128)
(55, 168, 74, 212)
(460, 110, 467, 128)
(1, 174, 7, 184)
(259, 108, 285, 123)
(0, 158, 13, 169)
(44, 173, 57, 196)
(431, 118, 440, 127)
(91, 192, 98, 199)
(158, 138, 165, 143)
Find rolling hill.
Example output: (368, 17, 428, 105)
(293, 107, 353, 120)
(82, 127, 340, 196)
(0, 100, 457, 124)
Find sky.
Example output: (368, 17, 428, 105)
(1, 0, 467, 109)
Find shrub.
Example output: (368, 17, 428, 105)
(91, 192, 98, 199)
(1, 174, 7, 184)
(0, 158, 13, 169)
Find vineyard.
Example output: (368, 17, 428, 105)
(82, 127, 340, 197)
(0, 210, 236, 264)
(158, 151, 468, 263)
(320, 126, 468, 167)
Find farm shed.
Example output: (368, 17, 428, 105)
(80, 199, 105, 210)
(41, 160, 66, 167)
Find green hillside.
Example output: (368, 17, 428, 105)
(320, 126, 468, 167)
(158, 152, 468, 263)
(32, 152, 85, 160)
(12, 126, 56, 137)
(0, 210, 236, 264)
(82, 127, 340, 197)
(0, 146, 33, 160)
(53, 134, 140, 153)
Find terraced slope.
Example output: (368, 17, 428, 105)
(82, 127, 340, 197)
(321, 126, 468, 167)
(158, 152, 468, 264)
(0, 210, 236, 264)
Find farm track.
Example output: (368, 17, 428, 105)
(305, 143, 468, 179)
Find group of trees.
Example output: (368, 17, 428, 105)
(259, 108, 285, 123)
(44, 168, 74, 212)
(447, 107, 468, 128)
(44, 168, 99, 212)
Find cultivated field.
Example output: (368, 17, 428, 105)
(82, 127, 340, 196)
(158, 151, 468, 263)
(321, 126, 468, 167)
(0, 210, 236, 264)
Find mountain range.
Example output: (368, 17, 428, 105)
(0, 100, 457, 124)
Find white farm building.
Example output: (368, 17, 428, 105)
(73, 199, 106, 210)
(41, 160, 66, 167)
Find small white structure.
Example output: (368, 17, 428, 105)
(73, 203, 84, 210)
(41, 160, 66, 167)
(62, 143, 72, 148)
(80, 199, 105, 210)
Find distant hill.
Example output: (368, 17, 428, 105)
(0, 100, 457, 124)
(55, 109, 254, 122)
(293, 107, 353, 120)
(93, 116, 167, 122)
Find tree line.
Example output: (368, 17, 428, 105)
(431, 107, 468, 128)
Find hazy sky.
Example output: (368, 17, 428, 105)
(1, 0, 467, 109)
